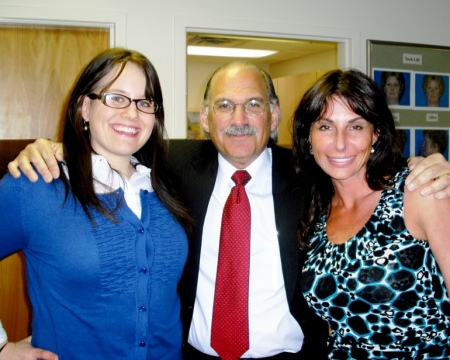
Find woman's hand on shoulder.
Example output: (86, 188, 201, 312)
(406, 153, 450, 199)
(7, 139, 63, 183)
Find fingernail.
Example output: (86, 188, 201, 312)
(420, 188, 432, 196)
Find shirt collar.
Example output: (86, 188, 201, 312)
(91, 154, 152, 194)
(217, 147, 272, 197)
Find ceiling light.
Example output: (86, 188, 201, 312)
(187, 46, 277, 58)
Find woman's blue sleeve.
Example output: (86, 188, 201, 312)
(0, 175, 28, 258)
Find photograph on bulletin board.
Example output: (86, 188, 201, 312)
(414, 129, 449, 159)
(373, 69, 411, 107)
(414, 73, 450, 109)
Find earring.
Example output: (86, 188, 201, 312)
(83, 120, 89, 131)
(309, 145, 313, 155)
(371, 147, 375, 154)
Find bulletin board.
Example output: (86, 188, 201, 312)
(367, 40, 450, 159)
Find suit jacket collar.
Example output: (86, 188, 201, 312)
(190, 141, 219, 203)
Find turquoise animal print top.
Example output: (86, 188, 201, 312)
(301, 168, 450, 359)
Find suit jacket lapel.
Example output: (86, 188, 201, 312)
(270, 143, 304, 304)
(190, 141, 219, 223)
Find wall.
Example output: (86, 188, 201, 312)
(187, 61, 218, 112)
(1, 0, 450, 138)
(269, 48, 337, 79)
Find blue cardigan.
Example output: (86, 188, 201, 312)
(0, 174, 187, 359)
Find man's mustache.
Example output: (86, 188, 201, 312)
(222, 125, 257, 135)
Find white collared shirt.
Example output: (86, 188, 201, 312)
(188, 148, 304, 357)
(64, 154, 153, 218)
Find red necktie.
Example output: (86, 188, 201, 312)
(211, 170, 251, 360)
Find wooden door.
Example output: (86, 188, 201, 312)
(0, 24, 109, 342)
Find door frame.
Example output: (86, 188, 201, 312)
(173, 15, 360, 138)
(0, 4, 126, 47)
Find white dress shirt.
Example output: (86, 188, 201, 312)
(188, 148, 304, 357)
(64, 154, 153, 218)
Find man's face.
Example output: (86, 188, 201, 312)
(200, 66, 279, 169)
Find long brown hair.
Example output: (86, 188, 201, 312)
(60, 47, 192, 230)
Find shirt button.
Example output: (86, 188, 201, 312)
(139, 342, 146, 347)
(139, 306, 147, 312)
(138, 227, 144, 234)
(139, 267, 147, 274)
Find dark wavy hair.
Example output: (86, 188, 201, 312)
(292, 69, 406, 249)
(60, 47, 192, 230)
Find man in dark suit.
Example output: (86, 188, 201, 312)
(170, 62, 329, 359)
(169, 140, 326, 359)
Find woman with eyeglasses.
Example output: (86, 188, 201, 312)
(0, 48, 191, 359)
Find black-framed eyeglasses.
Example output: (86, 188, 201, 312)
(209, 99, 272, 117)
(87, 93, 159, 114)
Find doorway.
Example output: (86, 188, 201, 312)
(186, 32, 338, 147)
